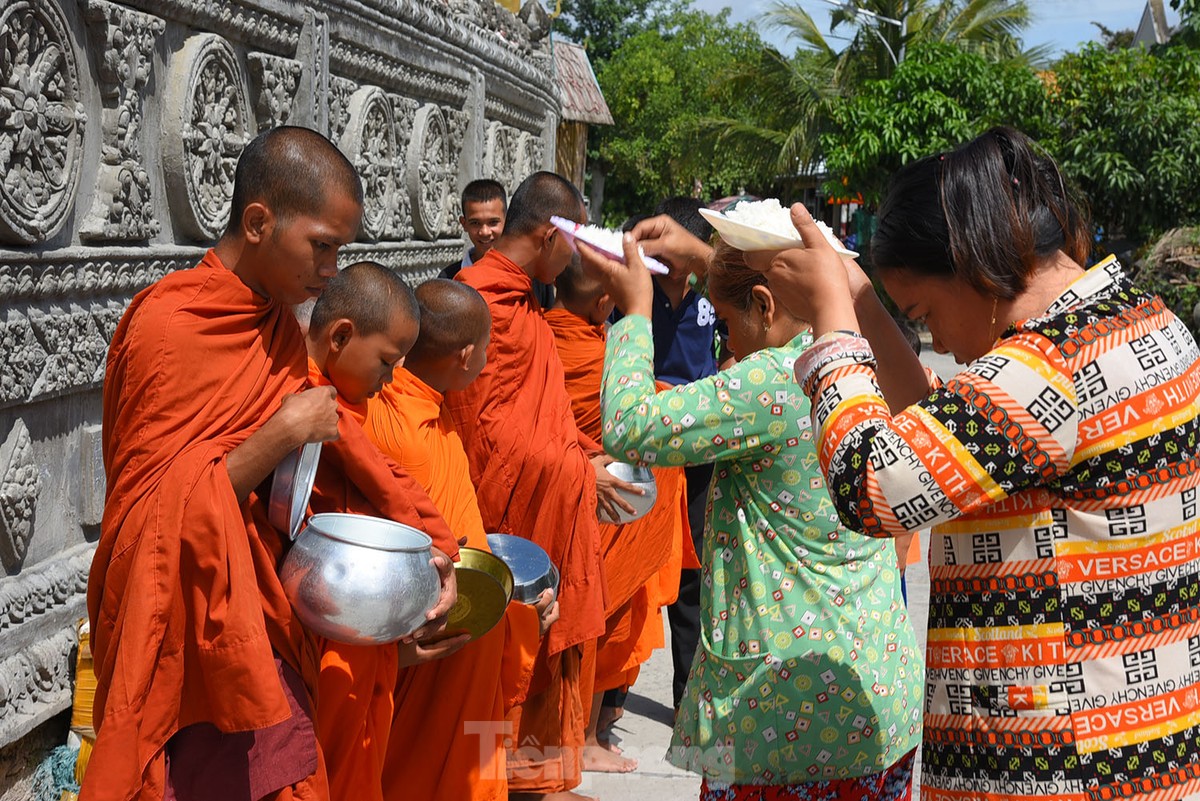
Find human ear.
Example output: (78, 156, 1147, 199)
(751, 285, 775, 329)
(329, 319, 355, 351)
(457, 343, 475, 370)
(242, 202, 273, 244)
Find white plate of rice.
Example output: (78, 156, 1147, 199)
(699, 200, 858, 258)
(550, 216, 670, 275)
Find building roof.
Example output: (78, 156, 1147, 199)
(553, 41, 614, 125)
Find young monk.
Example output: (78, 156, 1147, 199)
(86, 127, 358, 801)
(545, 258, 688, 773)
(444, 171, 640, 800)
(303, 261, 460, 801)
(363, 278, 554, 801)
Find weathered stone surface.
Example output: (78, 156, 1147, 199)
(0, 0, 559, 771)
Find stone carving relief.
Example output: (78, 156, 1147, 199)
(0, 545, 91, 637)
(514, 130, 544, 187)
(328, 76, 357, 144)
(247, 52, 302, 132)
(386, 94, 418, 241)
(0, 0, 87, 245)
(441, 108, 469, 238)
(406, 104, 450, 242)
(0, 257, 180, 409)
(297, 9, 330, 133)
(80, 0, 165, 243)
(163, 33, 250, 241)
(0, 626, 75, 744)
(0, 419, 40, 572)
(483, 121, 518, 195)
(339, 87, 397, 242)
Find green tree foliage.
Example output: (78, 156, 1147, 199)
(820, 42, 1049, 204)
(554, 0, 686, 66)
(1049, 42, 1200, 240)
(593, 10, 766, 222)
(702, 0, 1047, 188)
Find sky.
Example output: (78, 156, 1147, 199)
(690, 0, 1181, 60)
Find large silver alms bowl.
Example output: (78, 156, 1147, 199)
(605, 461, 658, 524)
(280, 513, 440, 645)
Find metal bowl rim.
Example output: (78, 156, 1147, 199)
(304, 512, 433, 552)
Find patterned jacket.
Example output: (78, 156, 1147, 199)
(800, 257, 1200, 801)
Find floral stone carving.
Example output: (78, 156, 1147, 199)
(441, 108, 469, 238)
(339, 87, 396, 242)
(162, 33, 250, 241)
(247, 52, 302, 133)
(0, 0, 87, 245)
(406, 104, 450, 242)
(515, 130, 544, 186)
(483, 121, 517, 195)
(0, 418, 40, 571)
(80, 0, 165, 242)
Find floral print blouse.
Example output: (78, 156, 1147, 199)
(601, 315, 923, 785)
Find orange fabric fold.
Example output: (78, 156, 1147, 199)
(304, 359, 460, 801)
(445, 251, 606, 792)
(365, 369, 540, 801)
(86, 250, 325, 801)
(445, 251, 605, 655)
(546, 307, 689, 693)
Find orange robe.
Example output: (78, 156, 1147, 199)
(445, 250, 605, 793)
(544, 308, 688, 694)
(365, 367, 541, 801)
(86, 250, 326, 801)
(304, 360, 459, 801)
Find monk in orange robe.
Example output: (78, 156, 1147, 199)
(364, 278, 552, 801)
(86, 127, 364, 801)
(303, 262, 460, 801)
(545, 258, 688, 772)
(444, 172, 641, 801)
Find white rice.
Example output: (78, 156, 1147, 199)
(724, 199, 843, 249)
(574, 223, 629, 256)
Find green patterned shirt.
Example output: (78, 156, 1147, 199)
(601, 315, 924, 784)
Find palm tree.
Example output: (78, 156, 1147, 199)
(696, 0, 1049, 181)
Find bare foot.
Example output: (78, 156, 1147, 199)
(510, 793, 597, 801)
(582, 743, 638, 773)
(598, 737, 623, 756)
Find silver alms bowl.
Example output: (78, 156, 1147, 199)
(486, 533, 559, 604)
(604, 461, 658, 524)
(280, 513, 439, 645)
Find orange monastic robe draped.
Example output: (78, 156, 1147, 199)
(544, 308, 689, 693)
(445, 250, 606, 793)
(305, 360, 459, 801)
(364, 368, 541, 801)
(87, 250, 326, 801)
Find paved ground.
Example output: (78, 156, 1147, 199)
(578, 345, 955, 800)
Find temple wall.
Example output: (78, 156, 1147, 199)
(0, 0, 558, 784)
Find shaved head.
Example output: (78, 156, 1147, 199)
(224, 126, 363, 238)
(554, 252, 603, 309)
(309, 261, 417, 336)
(503, 171, 585, 236)
(408, 279, 491, 362)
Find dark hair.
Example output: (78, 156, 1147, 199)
(707, 241, 767, 311)
(654, 196, 714, 242)
(872, 126, 1090, 299)
(504, 171, 585, 236)
(224, 126, 363, 239)
(461, 179, 507, 214)
(554, 252, 602, 307)
(407, 278, 490, 362)
(309, 261, 417, 336)
(620, 213, 650, 233)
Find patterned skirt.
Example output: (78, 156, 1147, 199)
(699, 748, 916, 801)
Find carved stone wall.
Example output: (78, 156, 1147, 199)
(0, 0, 559, 762)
